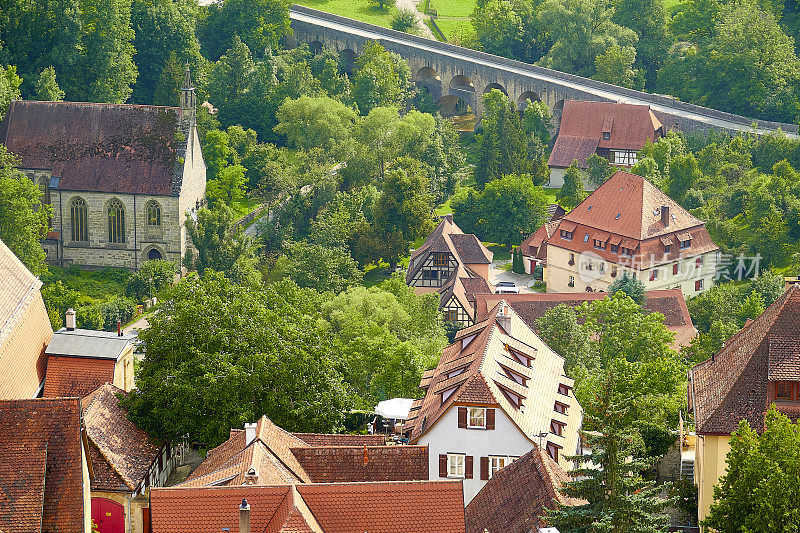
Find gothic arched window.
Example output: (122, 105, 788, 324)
(108, 199, 125, 244)
(146, 200, 161, 227)
(71, 197, 88, 242)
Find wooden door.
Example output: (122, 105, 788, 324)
(92, 498, 125, 533)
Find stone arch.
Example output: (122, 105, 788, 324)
(553, 98, 566, 131)
(339, 48, 357, 74)
(449, 74, 475, 93)
(517, 90, 541, 109)
(144, 246, 164, 262)
(309, 40, 323, 56)
(437, 95, 471, 117)
(416, 66, 440, 81)
(483, 82, 507, 95)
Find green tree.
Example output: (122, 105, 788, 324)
(285, 241, 363, 293)
(522, 99, 553, 145)
(369, 0, 395, 10)
(184, 205, 258, 278)
(0, 146, 50, 275)
(476, 89, 529, 187)
(0, 66, 22, 118)
(479, 174, 548, 247)
(586, 154, 614, 188)
(557, 162, 586, 209)
(391, 7, 418, 33)
(612, 0, 669, 87)
(372, 159, 433, 269)
(593, 44, 639, 88)
(197, 0, 292, 61)
(351, 41, 413, 115)
(548, 367, 672, 532)
(608, 272, 646, 305)
(125, 259, 176, 302)
(669, 153, 702, 201)
(535, 304, 593, 372)
(703, 407, 800, 532)
(471, 0, 524, 57)
(207, 164, 247, 206)
(121, 272, 350, 445)
(34, 67, 64, 101)
(274, 95, 357, 154)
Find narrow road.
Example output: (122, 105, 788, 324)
(394, 0, 434, 40)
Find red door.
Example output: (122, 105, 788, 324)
(92, 498, 125, 533)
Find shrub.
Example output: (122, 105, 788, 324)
(391, 7, 417, 33)
(125, 260, 176, 303)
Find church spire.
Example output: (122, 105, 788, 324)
(180, 63, 196, 125)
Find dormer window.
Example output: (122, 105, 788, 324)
(561, 229, 574, 240)
(602, 132, 610, 141)
(583, 233, 590, 243)
(775, 381, 798, 401)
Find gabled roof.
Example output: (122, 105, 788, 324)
(407, 216, 492, 283)
(0, 100, 183, 196)
(292, 433, 385, 446)
(474, 289, 697, 349)
(0, 398, 88, 533)
(150, 481, 466, 533)
(548, 100, 663, 168)
(82, 383, 161, 492)
(519, 220, 560, 259)
(407, 302, 580, 446)
(46, 328, 137, 359)
(290, 446, 428, 483)
(562, 171, 701, 241)
(465, 445, 584, 533)
(439, 263, 495, 321)
(0, 237, 51, 398)
(690, 285, 800, 435)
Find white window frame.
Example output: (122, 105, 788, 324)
(467, 407, 486, 429)
(447, 453, 465, 478)
(489, 455, 509, 478)
(611, 150, 638, 166)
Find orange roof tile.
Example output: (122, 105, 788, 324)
(292, 433, 385, 447)
(43, 355, 116, 398)
(290, 446, 428, 483)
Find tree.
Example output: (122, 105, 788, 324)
(609, 273, 646, 305)
(372, 159, 433, 269)
(121, 272, 350, 446)
(184, 205, 258, 278)
(0, 66, 22, 118)
(548, 367, 672, 532)
(669, 153, 701, 201)
(197, 0, 292, 62)
(274, 96, 357, 154)
(593, 44, 639, 88)
(351, 41, 413, 115)
(370, 0, 395, 10)
(557, 162, 585, 209)
(612, 0, 669, 87)
(523, 100, 553, 145)
(479, 174, 548, 247)
(285, 241, 363, 293)
(207, 164, 247, 206)
(125, 259, 176, 302)
(34, 67, 64, 101)
(471, 0, 524, 57)
(476, 89, 528, 187)
(391, 7, 418, 33)
(535, 304, 593, 373)
(703, 407, 800, 532)
(585, 154, 614, 188)
(0, 146, 50, 275)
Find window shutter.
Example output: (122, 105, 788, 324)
(673, 263, 679, 275)
(486, 408, 495, 430)
(458, 407, 467, 428)
(695, 280, 702, 291)
(649, 270, 656, 281)
(439, 454, 448, 478)
(480, 457, 489, 480)
(465, 456, 474, 479)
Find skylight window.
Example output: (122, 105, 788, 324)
(583, 233, 590, 243)
(587, 205, 593, 211)
(615, 213, 621, 220)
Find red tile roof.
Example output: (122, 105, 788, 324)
(0, 237, 52, 399)
(43, 355, 116, 398)
(0, 398, 88, 533)
(407, 216, 492, 282)
(690, 285, 800, 435)
(473, 289, 697, 349)
(465, 445, 584, 533)
(292, 433, 385, 447)
(151, 482, 466, 533)
(0, 100, 182, 196)
(296, 481, 466, 532)
(83, 383, 161, 492)
(290, 446, 428, 483)
(519, 221, 560, 260)
(548, 100, 663, 168)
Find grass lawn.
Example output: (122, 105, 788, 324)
(485, 243, 511, 261)
(43, 265, 130, 301)
(663, 0, 685, 14)
(543, 187, 560, 205)
(435, 196, 455, 216)
(229, 197, 264, 220)
(433, 18, 471, 42)
(294, 0, 395, 27)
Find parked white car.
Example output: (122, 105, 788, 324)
(495, 281, 520, 294)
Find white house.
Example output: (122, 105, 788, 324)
(404, 300, 583, 503)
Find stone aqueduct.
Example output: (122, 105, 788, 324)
(288, 4, 799, 135)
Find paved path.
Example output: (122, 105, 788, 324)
(489, 260, 539, 293)
(123, 313, 150, 334)
(395, 0, 435, 39)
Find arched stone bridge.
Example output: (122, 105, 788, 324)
(289, 4, 798, 135)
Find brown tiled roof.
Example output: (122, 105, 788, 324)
(83, 383, 161, 491)
(474, 289, 696, 349)
(406, 216, 492, 283)
(0, 100, 182, 196)
(43, 355, 116, 398)
(290, 446, 428, 483)
(151, 481, 465, 533)
(296, 481, 466, 532)
(690, 286, 800, 435)
(519, 220, 560, 260)
(547, 204, 566, 222)
(0, 398, 87, 533)
(548, 100, 663, 168)
(450, 234, 492, 264)
(465, 445, 584, 533)
(0, 238, 51, 399)
(292, 433, 385, 446)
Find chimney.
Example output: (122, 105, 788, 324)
(244, 422, 257, 446)
(65, 308, 76, 331)
(244, 467, 258, 485)
(239, 499, 250, 533)
(117, 320, 123, 336)
(496, 302, 511, 330)
(661, 205, 670, 227)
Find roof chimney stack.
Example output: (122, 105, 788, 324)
(117, 320, 123, 336)
(661, 205, 670, 227)
(65, 308, 76, 331)
(496, 302, 511, 330)
(239, 499, 250, 533)
(244, 422, 257, 446)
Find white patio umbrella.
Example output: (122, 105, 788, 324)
(374, 398, 414, 420)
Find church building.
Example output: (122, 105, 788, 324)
(0, 69, 206, 270)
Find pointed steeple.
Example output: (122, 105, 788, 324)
(179, 63, 196, 125)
